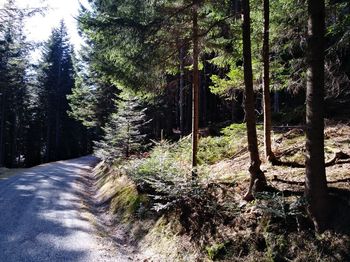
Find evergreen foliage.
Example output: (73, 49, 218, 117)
(68, 42, 119, 134)
(94, 92, 150, 163)
(1, 0, 350, 251)
(0, 0, 32, 167)
(35, 21, 89, 162)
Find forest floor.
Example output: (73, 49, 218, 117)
(90, 122, 350, 261)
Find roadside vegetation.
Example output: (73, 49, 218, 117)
(92, 123, 350, 261)
(2, 0, 350, 261)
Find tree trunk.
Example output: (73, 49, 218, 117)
(305, 0, 330, 232)
(191, 0, 199, 177)
(179, 46, 185, 137)
(242, 0, 267, 201)
(262, 0, 275, 162)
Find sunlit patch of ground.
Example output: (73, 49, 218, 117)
(208, 123, 350, 195)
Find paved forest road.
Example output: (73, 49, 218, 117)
(0, 156, 129, 262)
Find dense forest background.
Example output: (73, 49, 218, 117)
(1, 0, 349, 168)
(1, 1, 350, 257)
(0, 3, 89, 167)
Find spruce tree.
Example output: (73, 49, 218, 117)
(305, 0, 330, 232)
(37, 21, 89, 162)
(94, 93, 149, 163)
(68, 42, 119, 134)
(0, 1, 31, 167)
(242, 0, 267, 201)
(78, 0, 235, 174)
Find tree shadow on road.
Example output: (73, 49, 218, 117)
(0, 157, 115, 262)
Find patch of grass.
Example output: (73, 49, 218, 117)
(285, 152, 305, 164)
(272, 105, 306, 125)
(140, 215, 199, 261)
(221, 123, 248, 137)
(108, 176, 149, 221)
(136, 123, 248, 169)
(263, 232, 288, 261)
(206, 242, 229, 260)
(198, 136, 234, 165)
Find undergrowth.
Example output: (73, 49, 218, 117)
(94, 123, 350, 261)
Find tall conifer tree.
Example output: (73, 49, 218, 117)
(37, 22, 88, 162)
(305, 0, 330, 232)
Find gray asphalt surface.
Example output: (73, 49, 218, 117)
(0, 156, 129, 262)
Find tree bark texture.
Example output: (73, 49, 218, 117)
(242, 0, 267, 200)
(192, 0, 199, 176)
(262, 0, 275, 162)
(305, 0, 330, 232)
(179, 46, 185, 137)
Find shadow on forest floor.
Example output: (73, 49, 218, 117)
(270, 175, 350, 235)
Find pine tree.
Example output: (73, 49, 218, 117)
(37, 21, 89, 162)
(68, 44, 100, 130)
(78, 0, 235, 174)
(305, 0, 330, 232)
(68, 42, 119, 134)
(262, 0, 276, 163)
(94, 93, 149, 163)
(0, 1, 31, 167)
(242, 0, 267, 201)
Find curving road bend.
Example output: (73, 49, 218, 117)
(0, 156, 129, 262)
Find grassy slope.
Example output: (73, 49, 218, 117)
(93, 123, 350, 261)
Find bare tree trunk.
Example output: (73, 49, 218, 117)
(262, 0, 275, 162)
(242, 0, 267, 201)
(191, 0, 199, 177)
(305, 0, 330, 232)
(179, 46, 185, 137)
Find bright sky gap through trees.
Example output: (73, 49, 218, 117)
(0, 0, 91, 58)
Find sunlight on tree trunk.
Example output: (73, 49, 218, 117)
(242, 0, 267, 201)
(262, 0, 276, 163)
